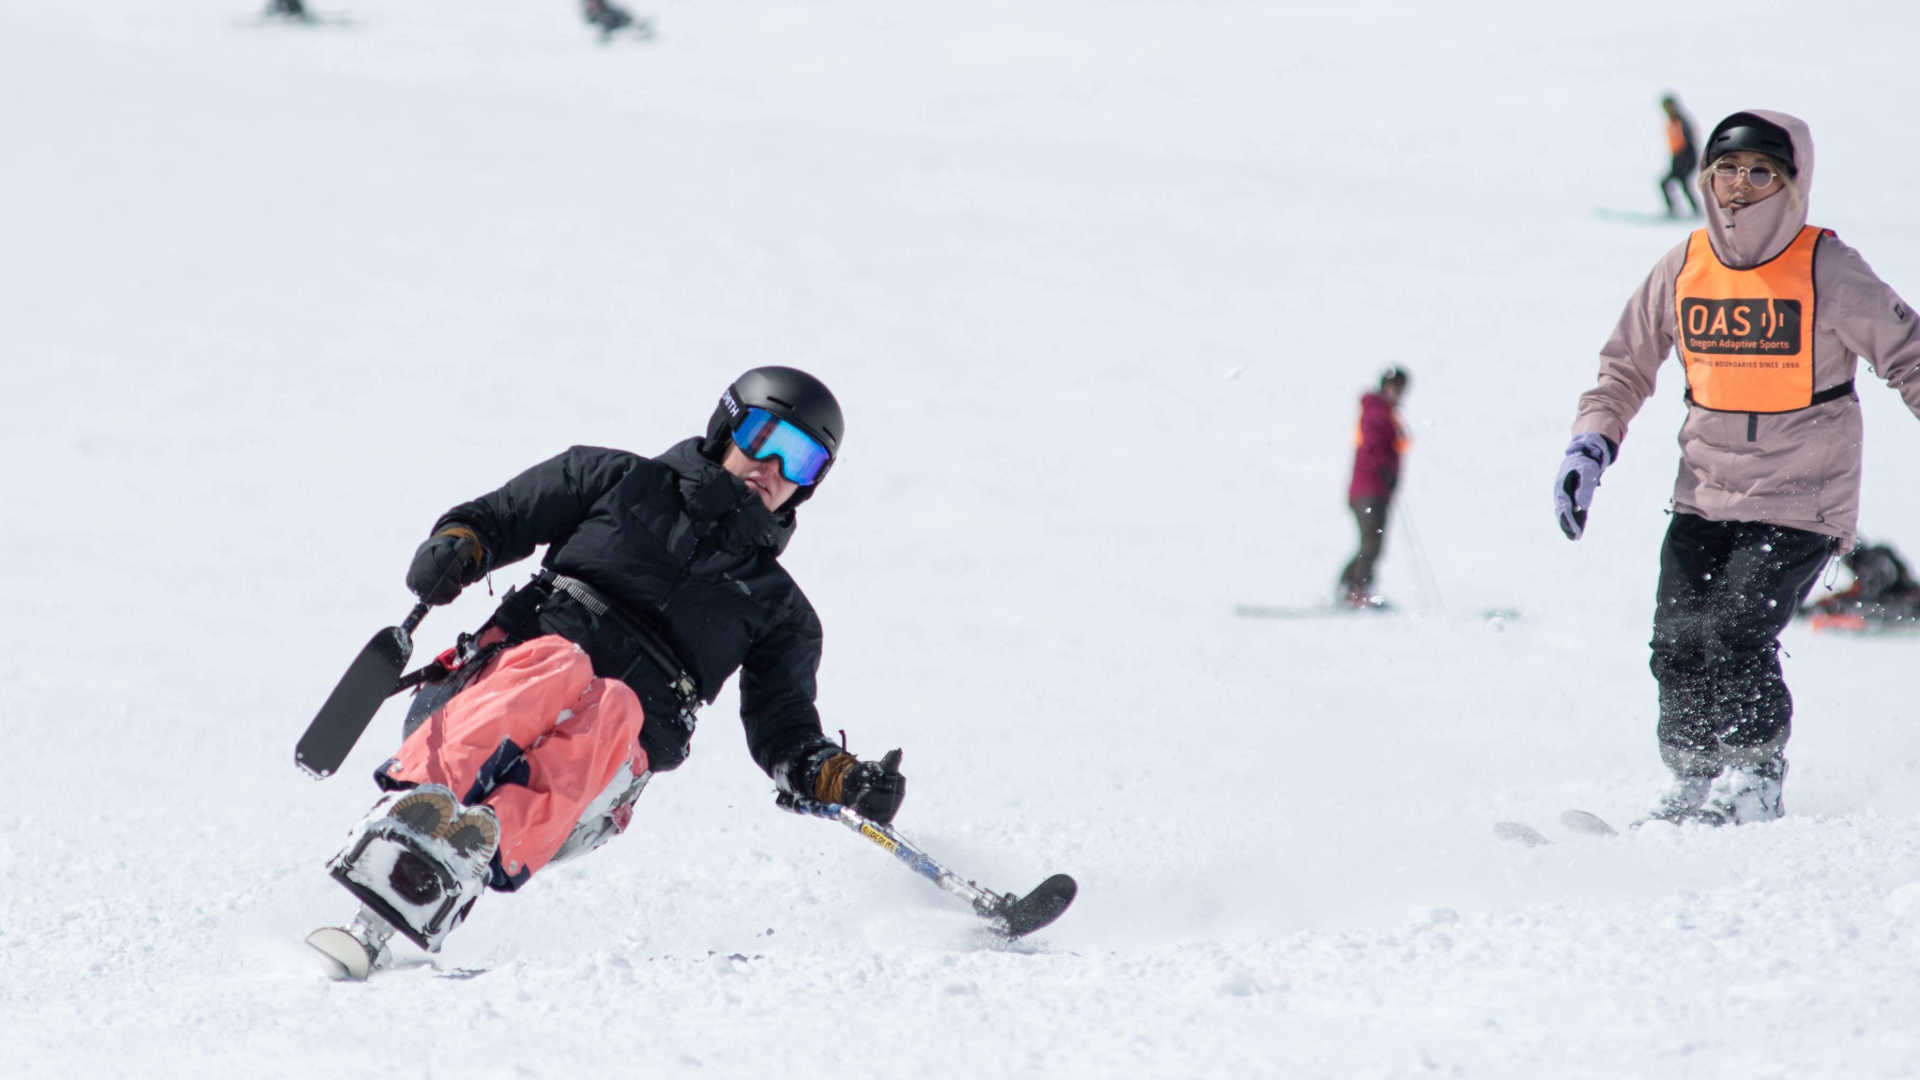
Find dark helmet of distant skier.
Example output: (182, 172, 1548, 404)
(1704, 112, 1797, 175)
(704, 366, 844, 507)
(1379, 365, 1410, 391)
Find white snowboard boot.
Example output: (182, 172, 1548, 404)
(1698, 755, 1787, 826)
(1643, 773, 1714, 825)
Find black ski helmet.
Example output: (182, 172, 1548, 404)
(1704, 112, 1797, 175)
(1380, 365, 1410, 391)
(704, 366, 844, 504)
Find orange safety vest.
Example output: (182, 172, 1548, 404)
(1673, 225, 1832, 413)
(1666, 118, 1686, 156)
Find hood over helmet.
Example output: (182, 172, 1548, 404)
(1701, 109, 1814, 269)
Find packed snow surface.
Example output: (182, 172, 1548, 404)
(5, 1, 1920, 1077)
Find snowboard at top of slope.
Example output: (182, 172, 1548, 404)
(230, 10, 358, 28)
(1235, 602, 1519, 624)
(1593, 206, 1698, 227)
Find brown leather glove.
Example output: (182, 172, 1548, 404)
(815, 749, 906, 824)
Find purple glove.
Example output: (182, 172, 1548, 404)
(1554, 433, 1617, 540)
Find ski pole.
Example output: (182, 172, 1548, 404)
(1396, 495, 1446, 616)
(774, 791, 1078, 938)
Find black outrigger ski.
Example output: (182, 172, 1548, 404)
(295, 539, 472, 778)
(777, 792, 1077, 939)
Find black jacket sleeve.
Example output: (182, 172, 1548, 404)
(435, 446, 641, 572)
(738, 599, 837, 785)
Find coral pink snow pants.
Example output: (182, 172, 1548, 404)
(380, 635, 648, 886)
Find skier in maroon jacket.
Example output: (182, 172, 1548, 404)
(1339, 367, 1410, 607)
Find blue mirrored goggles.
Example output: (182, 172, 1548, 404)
(730, 408, 833, 485)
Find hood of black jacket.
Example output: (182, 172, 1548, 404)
(654, 437, 797, 557)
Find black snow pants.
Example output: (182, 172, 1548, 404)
(1660, 152, 1698, 216)
(1340, 497, 1390, 594)
(1650, 513, 1837, 776)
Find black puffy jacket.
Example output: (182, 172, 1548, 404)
(434, 439, 839, 786)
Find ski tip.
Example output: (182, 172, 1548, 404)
(999, 873, 1077, 939)
(1559, 809, 1618, 837)
(306, 927, 374, 981)
(1493, 821, 1551, 847)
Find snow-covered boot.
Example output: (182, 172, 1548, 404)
(1642, 772, 1714, 825)
(1338, 585, 1389, 612)
(1698, 754, 1787, 826)
(325, 786, 494, 953)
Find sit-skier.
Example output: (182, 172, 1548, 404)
(312, 368, 906, 977)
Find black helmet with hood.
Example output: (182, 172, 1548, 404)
(1704, 112, 1798, 175)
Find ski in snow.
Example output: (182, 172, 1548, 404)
(1493, 821, 1551, 847)
(1494, 810, 1621, 846)
(1234, 602, 1393, 619)
(306, 907, 392, 981)
(1559, 809, 1618, 836)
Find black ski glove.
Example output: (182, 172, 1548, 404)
(406, 527, 483, 605)
(815, 749, 906, 824)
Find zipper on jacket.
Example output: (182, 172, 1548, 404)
(1747, 413, 1758, 442)
(658, 536, 701, 611)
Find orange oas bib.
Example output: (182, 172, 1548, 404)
(1666, 118, 1686, 155)
(1673, 225, 1823, 413)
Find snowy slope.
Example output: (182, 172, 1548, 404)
(4, 1, 1920, 1076)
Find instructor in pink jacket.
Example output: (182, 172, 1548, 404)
(1555, 110, 1920, 826)
(1340, 367, 1410, 607)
